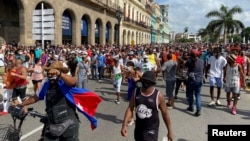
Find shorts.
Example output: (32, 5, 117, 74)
(166, 80, 176, 98)
(225, 87, 240, 94)
(0, 66, 5, 75)
(209, 76, 223, 88)
(12, 86, 27, 100)
(32, 79, 43, 84)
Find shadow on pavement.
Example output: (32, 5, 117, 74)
(95, 112, 123, 124)
(177, 139, 189, 141)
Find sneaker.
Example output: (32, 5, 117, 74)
(195, 111, 201, 116)
(115, 100, 120, 104)
(187, 107, 194, 112)
(216, 100, 221, 106)
(166, 103, 173, 109)
(227, 101, 231, 108)
(0, 112, 8, 116)
(127, 120, 135, 126)
(238, 96, 240, 100)
(231, 106, 237, 115)
(207, 101, 215, 106)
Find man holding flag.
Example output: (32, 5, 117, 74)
(12, 61, 102, 141)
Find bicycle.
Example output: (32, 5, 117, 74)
(0, 108, 47, 141)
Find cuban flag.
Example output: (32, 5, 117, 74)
(37, 79, 102, 130)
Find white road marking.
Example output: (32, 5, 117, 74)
(20, 125, 44, 140)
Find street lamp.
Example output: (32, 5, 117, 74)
(116, 7, 123, 48)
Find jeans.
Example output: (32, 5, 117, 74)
(98, 66, 104, 80)
(91, 65, 97, 79)
(77, 78, 87, 89)
(187, 79, 202, 112)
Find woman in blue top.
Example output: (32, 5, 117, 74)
(125, 61, 142, 126)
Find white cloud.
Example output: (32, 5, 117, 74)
(156, 0, 250, 34)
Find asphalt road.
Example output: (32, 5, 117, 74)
(0, 76, 250, 141)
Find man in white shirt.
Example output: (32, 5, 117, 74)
(205, 47, 227, 106)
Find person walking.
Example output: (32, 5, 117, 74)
(161, 54, 177, 109)
(121, 71, 173, 141)
(223, 54, 245, 115)
(0, 62, 16, 116)
(205, 47, 227, 106)
(29, 58, 44, 93)
(186, 49, 204, 116)
(75, 55, 89, 89)
(111, 57, 123, 104)
(175, 52, 188, 100)
(12, 61, 102, 140)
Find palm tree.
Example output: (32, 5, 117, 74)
(197, 26, 221, 43)
(206, 4, 245, 44)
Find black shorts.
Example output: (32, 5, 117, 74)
(12, 87, 27, 100)
(32, 79, 43, 84)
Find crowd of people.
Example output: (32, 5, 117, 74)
(0, 41, 250, 140)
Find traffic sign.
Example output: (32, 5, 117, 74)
(32, 34, 54, 40)
(33, 9, 53, 16)
(32, 7, 55, 41)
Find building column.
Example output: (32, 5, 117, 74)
(109, 27, 114, 45)
(19, 7, 34, 46)
(73, 15, 81, 46)
(89, 19, 95, 45)
(54, 11, 62, 45)
(100, 23, 105, 45)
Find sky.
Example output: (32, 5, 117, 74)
(155, 0, 250, 34)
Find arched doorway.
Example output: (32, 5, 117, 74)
(95, 19, 102, 44)
(114, 24, 118, 45)
(81, 15, 89, 45)
(34, 2, 53, 47)
(105, 22, 111, 44)
(62, 10, 73, 44)
(123, 30, 126, 45)
(0, 0, 24, 44)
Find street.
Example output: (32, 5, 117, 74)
(1, 76, 250, 141)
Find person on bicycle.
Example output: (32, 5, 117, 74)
(13, 61, 82, 140)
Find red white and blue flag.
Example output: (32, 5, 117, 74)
(37, 79, 102, 130)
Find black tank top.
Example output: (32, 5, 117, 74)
(134, 88, 160, 141)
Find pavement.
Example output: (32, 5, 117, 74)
(0, 76, 250, 141)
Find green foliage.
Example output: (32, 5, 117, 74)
(177, 38, 194, 43)
(205, 4, 245, 44)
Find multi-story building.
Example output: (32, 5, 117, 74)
(0, 0, 122, 46)
(160, 4, 170, 43)
(122, 0, 153, 45)
(0, 0, 169, 46)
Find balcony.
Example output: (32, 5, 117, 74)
(145, 3, 155, 14)
(90, 0, 106, 6)
(123, 17, 149, 29)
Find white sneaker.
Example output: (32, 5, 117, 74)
(115, 100, 120, 104)
(207, 101, 215, 106)
(216, 100, 221, 106)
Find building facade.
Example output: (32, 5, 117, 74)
(0, 0, 122, 46)
(0, 0, 169, 47)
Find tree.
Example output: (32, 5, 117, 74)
(184, 27, 188, 33)
(241, 27, 250, 43)
(206, 4, 245, 44)
(197, 27, 220, 43)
